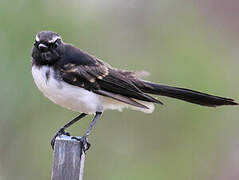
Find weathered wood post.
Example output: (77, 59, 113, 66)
(51, 135, 86, 180)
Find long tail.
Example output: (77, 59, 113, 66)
(138, 81, 238, 107)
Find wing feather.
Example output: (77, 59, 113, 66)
(95, 90, 149, 109)
(58, 47, 163, 107)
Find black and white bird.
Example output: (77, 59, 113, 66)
(31, 31, 238, 150)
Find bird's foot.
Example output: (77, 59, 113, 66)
(51, 128, 71, 150)
(71, 136, 91, 152)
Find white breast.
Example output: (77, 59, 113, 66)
(32, 66, 154, 114)
(32, 66, 104, 114)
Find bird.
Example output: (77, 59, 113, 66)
(31, 31, 238, 150)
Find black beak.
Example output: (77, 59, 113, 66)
(38, 43, 48, 52)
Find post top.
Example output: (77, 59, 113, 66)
(56, 135, 82, 142)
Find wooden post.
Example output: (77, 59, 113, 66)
(51, 135, 86, 180)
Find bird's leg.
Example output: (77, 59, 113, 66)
(51, 113, 87, 149)
(72, 112, 102, 151)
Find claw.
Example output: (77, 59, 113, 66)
(71, 136, 91, 152)
(51, 128, 71, 150)
(64, 132, 71, 136)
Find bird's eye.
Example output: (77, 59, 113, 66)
(56, 38, 61, 44)
(34, 40, 39, 47)
(49, 39, 61, 48)
(50, 42, 58, 48)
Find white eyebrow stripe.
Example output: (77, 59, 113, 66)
(48, 36, 61, 43)
(35, 35, 40, 42)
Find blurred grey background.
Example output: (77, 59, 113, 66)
(0, 0, 239, 180)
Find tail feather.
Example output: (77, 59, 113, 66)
(138, 81, 238, 107)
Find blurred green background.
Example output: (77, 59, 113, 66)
(0, 0, 239, 180)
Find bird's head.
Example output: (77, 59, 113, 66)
(32, 31, 64, 65)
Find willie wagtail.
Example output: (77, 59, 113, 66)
(31, 31, 238, 150)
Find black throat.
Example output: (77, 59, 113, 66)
(31, 45, 64, 67)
